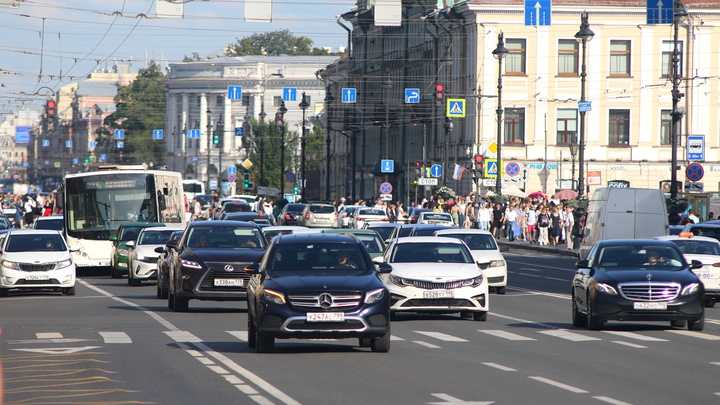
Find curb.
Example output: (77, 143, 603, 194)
(497, 241, 580, 258)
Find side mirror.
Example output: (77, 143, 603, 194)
(154, 246, 164, 254)
(576, 259, 590, 269)
(245, 262, 261, 274)
(377, 262, 392, 274)
(109, 236, 117, 242)
(498, 245, 510, 252)
(372, 256, 385, 265)
(125, 241, 135, 248)
(166, 239, 179, 249)
(691, 259, 703, 270)
(68, 247, 80, 253)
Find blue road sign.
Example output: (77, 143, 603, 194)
(525, 0, 551, 26)
(283, 88, 297, 102)
(227, 166, 237, 175)
(192, 156, 198, 162)
(117, 141, 124, 149)
(227, 85, 243, 100)
(381, 159, 394, 173)
(114, 129, 125, 139)
(153, 129, 163, 140)
(379, 182, 393, 194)
(687, 135, 704, 161)
(647, 0, 673, 24)
(485, 159, 499, 177)
(188, 129, 201, 139)
(235, 127, 244, 137)
(341, 88, 357, 103)
(90, 141, 97, 148)
(100, 154, 107, 161)
(286, 172, 295, 181)
(446, 99, 466, 117)
(506, 162, 521, 177)
(405, 88, 420, 104)
(686, 163, 704, 181)
(578, 101, 592, 112)
(42, 140, 49, 147)
(72, 158, 78, 164)
(65, 141, 72, 148)
(430, 164, 443, 178)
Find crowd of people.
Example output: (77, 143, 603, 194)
(1, 191, 61, 229)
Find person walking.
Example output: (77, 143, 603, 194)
(504, 203, 518, 241)
(526, 204, 537, 243)
(537, 206, 550, 246)
(477, 201, 491, 231)
(550, 205, 562, 246)
(491, 203, 505, 238)
(563, 206, 575, 250)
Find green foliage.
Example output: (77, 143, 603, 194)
(224, 29, 340, 56)
(102, 62, 166, 166)
(182, 52, 204, 62)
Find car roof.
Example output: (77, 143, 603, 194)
(686, 223, 720, 228)
(262, 226, 308, 231)
(225, 212, 271, 219)
(140, 226, 185, 233)
(365, 222, 400, 227)
(395, 236, 465, 244)
(654, 235, 720, 243)
(434, 229, 493, 236)
(321, 229, 378, 235)
(6, 229, 62, 236)
(187, 220, 260, 229)
(273, 232, 359, 245)
(597, 239, 677, 248)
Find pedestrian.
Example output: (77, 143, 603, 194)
(192, 197, 202, 221)
(386, 203, 397, 223)
(23, 195, 36, 228)
(563, 206, 575, 250)
(491, 203, 504, 239)
(550, 205, 562, 245)
(396, 201, 408, 223)
(464, 201, 477, 229)
(526, 204, 537, 243)
(504, 203, 518, 241)
(537, 206, 550, 246)
(519, 206, 529, 241)
(477, 201, 491, 231)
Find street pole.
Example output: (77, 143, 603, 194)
(575, 12, 594, 198)
(259, 105, 266, 187)
(299, 92, 309, 200)
(206, 108, 212, 193)
(670, 0, 688, 201)
(492, 33, 508, 197)
(279, 101, 288, 197)
(325, 88, 334, 201)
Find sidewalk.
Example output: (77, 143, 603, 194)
(496, 238, 580, 258)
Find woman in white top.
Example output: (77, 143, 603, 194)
(477, 201, 491, 231)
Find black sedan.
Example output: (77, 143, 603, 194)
(277, 203, 307, 226)
(166, 221, 267, 312)
(154, 230, 184, 299)
(572, 239, 705, 331)
(245, 233, 391, 353)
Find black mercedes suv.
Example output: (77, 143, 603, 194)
(245, 233, 391, 353)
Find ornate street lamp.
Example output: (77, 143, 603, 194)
(568, 141, 578, 191)
(670, 0, 688, 201)
(299, 92, 309, 200)
(575, 12, 594, 198)
(492, 32, 508, 197)
(324, 88, 334, 201)
(278, 101, 288, 195)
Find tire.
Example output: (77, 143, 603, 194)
(110, 265, 121, 279)
(0, 288, 8, 297)
(156, 283, 162, 298)
(247, 316, 256, 349)
(168, 290, 175, 310)
(705, 299, 716, 308)
(64, 287, 76, 296)
(173, 293, 189, 312)
(586, 300, 604, 330)
(670, 319, 686, 328)
(370, 331, 391, 353)
(495, 286, 506, 295)
(473, 311, 488, 321)
(255, 329, 274, 353)
(572, 295, 588, 327)
(359, 337, 372, 347)
(688, 316, 705, 331)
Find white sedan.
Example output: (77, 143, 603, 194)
(127, 226, 186, 286)
(351, 207, 389, 229)
(655, 233, 720, 307)
(374, 236, 489, 320)
(434, 229, 508, 294)
(417, 212, 455, 226)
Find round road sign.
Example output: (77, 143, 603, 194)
(379, 182, 393, 194)
(506, 162, 521, 177)
(686, 163, 704, 182)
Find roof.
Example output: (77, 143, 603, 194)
(188, 220, 259, 228)
(396, 236, 465, 244)
(274, 232, 358, 244)
(434, 229, 493, 236)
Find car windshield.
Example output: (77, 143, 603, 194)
(687, 226, 720, 241)
(595, 245, 684, 270)
(34, 218, 64, 231)
(422, 213, 452, 221)
(138, 230, 176, 245)
(354, 234, 383, 253)
(5, 233, 66, 252)
(367, 225, 395, 241)
(441, 233, 497, 250)
(391, 242, 473, 263)
(285, 204, 306, 213)
(671, 239, 720, 255)
(358, 209, 384, 216)
(309, 205, 335, 214)
(224, 203, 251, 213)
(268, 243, 367, 276)
(186, 226, 265, 249)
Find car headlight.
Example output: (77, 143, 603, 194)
(56, 259, 73, 269)
(462, 275, 484, 287)
(681, 283, 701, 296)
(365, 288, 386, 304)
(1, 260, 18, 270)
(119, 251, 128, 257)
(389, 274, 412, 287)
(489, 259, 506, 267)
(595, 282, 618, 295)
(262, 289, 286, 304)
(181, 259, 203, 269)
(136, 255, 147, 262)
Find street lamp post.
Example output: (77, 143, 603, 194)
(258, 106, 266, 187)
(206, 108, 212, 192)
(492, 32, 509, 197)
(575, 12, 594, 198)
(381, 72, 394, 160)
(278, 101, 288, 196)
(299, 92, 309, 200)
(325, 88, 334, 201)
(568, 142, 578, 191)
(670, 0, 688, 201)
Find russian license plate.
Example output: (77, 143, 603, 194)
(633, 302, 667, 310)
(25, 274, 49, 281)
(423, 290, 454, 299)
(214, 278, 243, 287)
(306, 312, 345, 322)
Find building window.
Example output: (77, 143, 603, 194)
(608, 109, 630, 146)
(556, 109, 577, 144)
(558, 39, 579, 75)
(506, 39, 526, 75)
(660, 110, 672, 145)
(242, 94, 251, 106)
(273, 96, 283, 107)
(504, 108, 525, 144)
(610, 40, 631, 76)
(661, 40, 683, 78)
(216, 95, 224, 106)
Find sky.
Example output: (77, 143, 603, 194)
(0, 0, 354, 115)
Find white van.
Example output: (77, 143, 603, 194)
(579, 187, 668, 258)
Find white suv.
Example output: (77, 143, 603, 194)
(0, 230, 76, 296)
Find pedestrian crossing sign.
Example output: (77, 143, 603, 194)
(446, 98, 466, 118)
(484, 159, 501, 178)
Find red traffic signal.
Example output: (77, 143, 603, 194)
(46, 100, 56, 115)
(474, 155, 483, 163)
(435, 84, 445, 99)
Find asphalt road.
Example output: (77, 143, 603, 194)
(2, 249, 720, 405)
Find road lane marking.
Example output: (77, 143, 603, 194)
(36, 332, 63, 339)
(228, 331, 248, 341)
(529, 376, 589, 393)
(165, 330, 203, 342)
(593, 396, 634, 405)
(415, 331, 468, 342)
(427, 393, 494, 404)
(539, 329, 601, 342)
(11, 346, 101, 354)
(665, 330, 720, 340)
(611, 341, 647, 349)
(99, 332, 132, 344)
(506, 286, 571, 300)
(603, 331, 667, 341)
(391, 335, 405, 341)
(482, 362, 517, 371)
(479, 330, 536, 341)
(414, 341, 441, 348)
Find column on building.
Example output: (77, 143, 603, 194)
(200, 93, 208, 154)
(167, 93, 178, 156)
(224, 96, 232, 153)
(181, 93, 190, 174)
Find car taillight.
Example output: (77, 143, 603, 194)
(381, 218, 388, 221)
(285, 214, 292, 219)
(334, 213, 338, 220)
(305, 212, 310, 219)
(357, 217, 365, 221)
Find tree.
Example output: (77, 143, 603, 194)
(224, 29, 340, 56)
(102, 62, 166, 166)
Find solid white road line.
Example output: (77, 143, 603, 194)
(611, 341, 647, 349)
(593, 396, 635, 405)
(482, 362, 517, 372)
(528, 376, 589, 393)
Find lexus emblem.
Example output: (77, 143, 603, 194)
(224, 265, 235, 272)
(318, 293, 333, 308)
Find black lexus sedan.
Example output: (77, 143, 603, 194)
(166, 221, 267, 312)
(572, 239, 705, 331)
(245, 233, 391, 353)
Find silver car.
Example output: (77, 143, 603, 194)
(300, 203, 339, 228)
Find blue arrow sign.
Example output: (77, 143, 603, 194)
(525, 0, 551, 26)
(578, 101, 592, 112)
(72, 158, 79, 164)
(235, 127, 244, 137)
(283, 87, 297, 102)
(100, 154, 107, 161)
(647, 0, 673, 24)
(117, 141, 124, 149)
(65, 141, 73, 148)
(188, 129, 201, 139)
(153, 129, 163, 140)
(381, 159, 394, 173)
(227, 85, 243, 100)
(42, 140, 50, 147)
(341, 88, 357, 103)
(227, 166, 237, 175)
(90, 141, 97, 148)
(405, 88, 420, 104)
(114, 129, 125, 139)
(430, 164, 442, 178)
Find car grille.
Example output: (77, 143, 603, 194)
(17, 279, 60, 285)
(199, 262, 251, 291)
(288, 292, 362, 309)
(286, 319, 366, 330)
(405, 280, 466, 290)
(19, 263, 56, 272)
(618, 282, 680, 301)
(487, 276, 505, 284)
(139, 256, 158, 264)
(400, 298, 475, 307)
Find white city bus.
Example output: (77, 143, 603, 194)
(182, 179, 205, 201)
(64, 166, 186, 270)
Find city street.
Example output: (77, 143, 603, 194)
(2, 246, 719, 405)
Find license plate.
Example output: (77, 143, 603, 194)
(633, 302, 667, 310)
(214, 278, 243, 287)
(316, 218, 328, 222)
(306, 312, 345, 322)
(25, 274, 49, 281)
(423, 290, 454, 299)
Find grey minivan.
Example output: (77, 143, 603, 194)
(300, 203, 339, 228)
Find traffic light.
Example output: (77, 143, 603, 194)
(212, 130, 220, 146)
(474, 155, 483, 169)
(275, 112, 284, 133)
(293, 186, 298, 195)
(45, 99, 57, 129)
(434, 84, 445, 105)
(243, 173, 251, 189)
